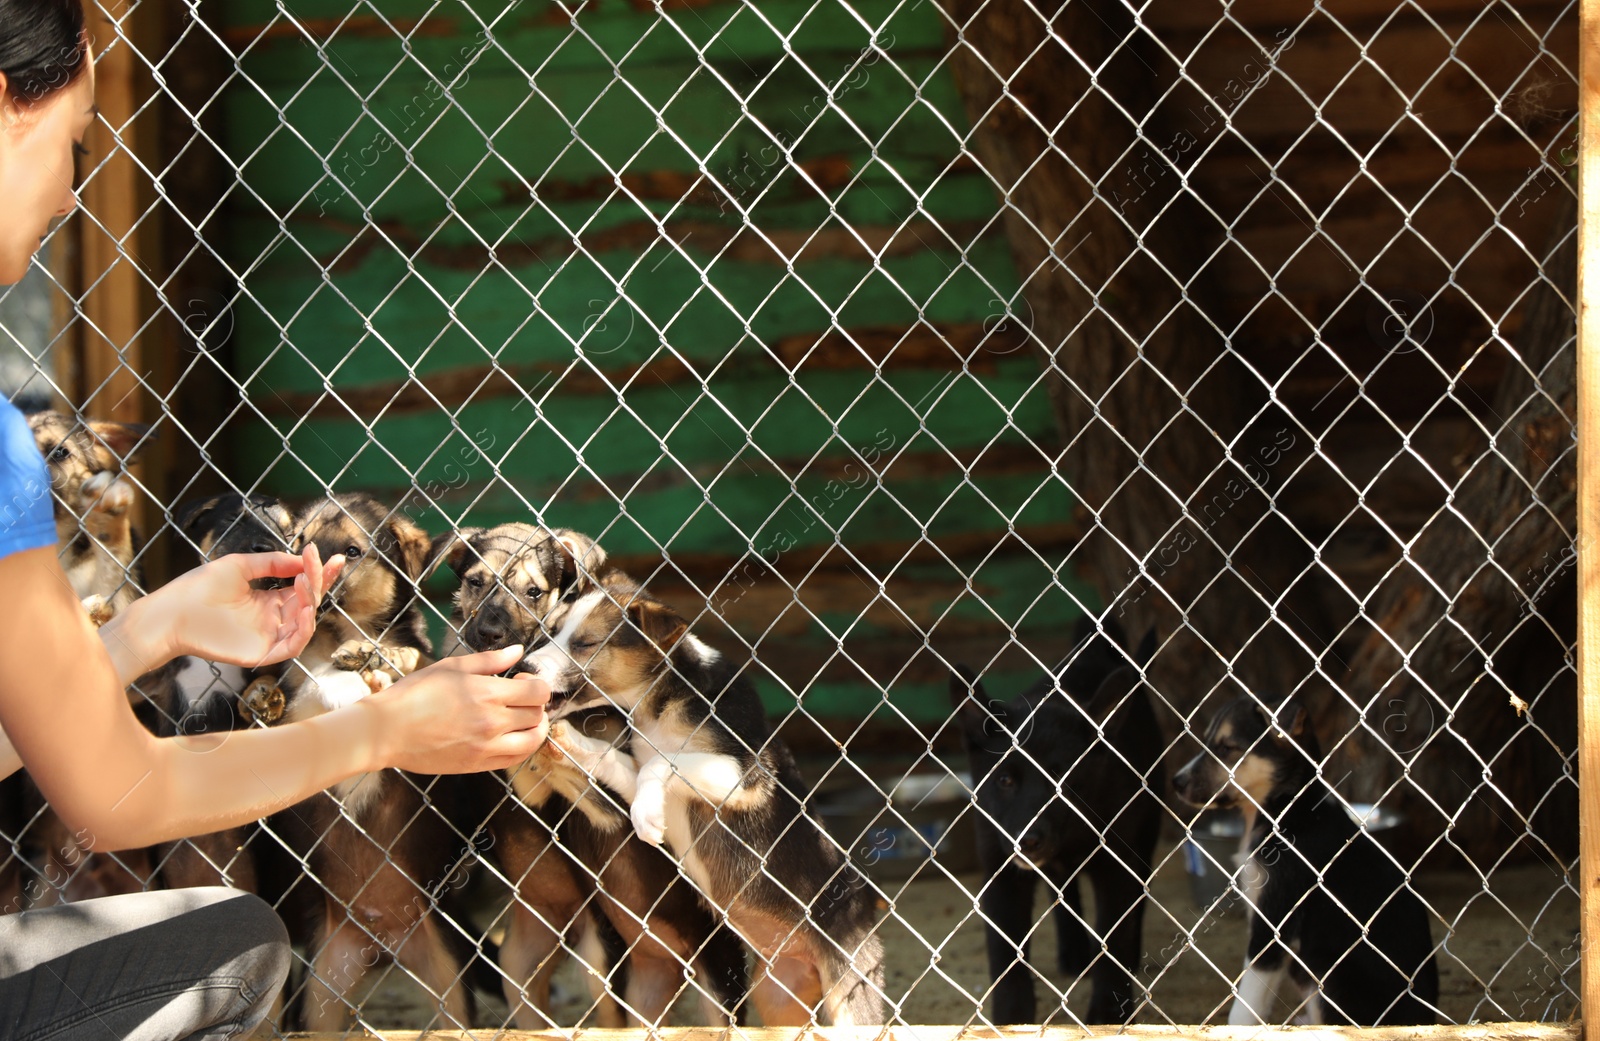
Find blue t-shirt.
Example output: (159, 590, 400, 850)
(0, 397, 56, 560)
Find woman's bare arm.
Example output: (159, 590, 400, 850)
(0, 546, 549, 851)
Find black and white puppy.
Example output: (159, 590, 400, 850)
(1173, 694, 1439, 1026)
(517, 570, 884, 1027)
(149, 492, 297, 895)
(142, 491, 298, 730)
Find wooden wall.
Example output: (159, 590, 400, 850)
(215, 0, 1577, 741)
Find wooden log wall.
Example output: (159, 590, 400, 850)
(218, 0, 1081, 730)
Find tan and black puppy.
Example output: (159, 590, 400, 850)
(285, 491, 435, 702)
(272, 493, 472, 1031)
(520, 570, 884, 1027)
(8, 412, 155, 910)
(435, 525, 747, 1026)
(1174, 696, 1438, 1026)
(26, 409, 150, 625)
(434, 522, 607, 659)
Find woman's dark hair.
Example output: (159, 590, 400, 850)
(0, 0, 87, 105)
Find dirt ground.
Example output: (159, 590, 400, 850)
(312, 834, 1579, 1032)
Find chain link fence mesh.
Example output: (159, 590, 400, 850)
(0, 0, 1582, 1032)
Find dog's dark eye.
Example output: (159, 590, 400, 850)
(569, 638, 595, 654)
(467, 576, 484, 589)
(995, 772, 1016, 790)
(47, 444, 69, 463)
(344, 545, 361, 559)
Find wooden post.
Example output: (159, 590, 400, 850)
(78, 2, 144, 428)
(72, 1, 159, 568)
(1578, 0, 1600, 1035)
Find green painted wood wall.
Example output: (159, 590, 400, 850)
(220, 0, 1093, 729)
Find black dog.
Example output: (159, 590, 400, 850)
(950, 618, 1163, 1024)
(1173, 694, 1438, 1025)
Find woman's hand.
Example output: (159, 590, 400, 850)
(368, 647, 552, 774)
(137, 545, 345, 669)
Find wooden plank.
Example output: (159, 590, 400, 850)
(1147, 0, 1570, 33)
(1576, 0, 1600, 1036)
(277, 1023, 1581, 1041)
(223, 0, 949, 82)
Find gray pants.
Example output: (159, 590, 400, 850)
(0, 887, 289, 1041)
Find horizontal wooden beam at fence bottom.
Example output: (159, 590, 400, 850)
(276, 1026, 1580, 1041)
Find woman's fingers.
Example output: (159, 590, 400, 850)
(482, 724, 549, 763)
(445, 644, 526, 676)
(232, 550, 307, 582)
(507, 672, 551, 708)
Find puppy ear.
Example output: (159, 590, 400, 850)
(1272, 697, 1309, 742)
(426, 528, 481, 580)
(88, 420, 152, 465)
(1084, 664, 1143, 728)
(627, 596, 687, 652)
(173, 496, 223, 542)
(387, 514, 433, 580)
(552, 529, 606, 587)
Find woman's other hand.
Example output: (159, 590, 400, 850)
(140, 545, 345, 669)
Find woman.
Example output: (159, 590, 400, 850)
(0, 2, 553, 1036)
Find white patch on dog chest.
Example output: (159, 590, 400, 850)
(332, 771, 385, 817)
(283, 661, 384, 816)
(173, 657, 248, 703)
(286, 662, 373, 720)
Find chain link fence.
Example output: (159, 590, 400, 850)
(0, 0, 1582, 1032)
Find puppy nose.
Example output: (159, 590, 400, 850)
(1018, 833, 1043, 854)
(473, 619, 508, 648)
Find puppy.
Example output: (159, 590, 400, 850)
(272, 493, 471, 1030)
(149, 492, 298, 895)
(950, 618, 1164, 1024)
(26, 409, 150, 625)
(1173, 694, 1439, 1026)
(134, 492, 298, 725)
(519, 570, 884, 1027)
(436, 524, 747, 1026)
(9, 413, 155, 907)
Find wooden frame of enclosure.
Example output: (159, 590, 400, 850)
(47, 0, 1596, 1038)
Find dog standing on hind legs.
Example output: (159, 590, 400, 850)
(1173, 693, 1438, 1026)
(272, 493, 475, 1030)
(949, 617, 1164, 1025)
(11, 412, 154, 907)
(517, 569, 885, 1027)
(433, 523, 747, 1027)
